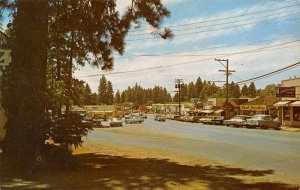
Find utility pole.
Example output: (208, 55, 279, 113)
(175, 79, 183, 116)
(215, 59, 235, 119)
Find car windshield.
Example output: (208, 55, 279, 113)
(232, 116, 244, 119)
(252, 115, 265, 119)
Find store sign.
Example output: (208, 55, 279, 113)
(276, 87, 296, 97)
(241, 105, 267, 111)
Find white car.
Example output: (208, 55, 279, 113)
(246, 114, 280, 129)
(109, 118, 123, 127)
(224, 115, 252, 127)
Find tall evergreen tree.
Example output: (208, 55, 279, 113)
(241, 84, 248, 97)
(248, 82, 257, 98)
(195, 77, 203, 97)
(98, 75, 107, 104)
(107, 81, 114, 105)
(1, 0, 172, 172)
(232, 83, 241, 98)
(114, 90, 121, 104)
(83, 83, 92, 105)
(1, 0, 48, 172)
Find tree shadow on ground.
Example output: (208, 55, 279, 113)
(0, 152, 298, 190)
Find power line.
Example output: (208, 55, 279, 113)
(126, 12, 300, 41)
(127, 7, 300, 37)
(236, 62, 300, 84)
(126, 34, 300, 57)
(128, 2, 300, 33)
(133, 43, 299, 57)
(77, 40, 300, 78)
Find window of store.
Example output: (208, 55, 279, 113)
(283, 107, 291, 121)
(293, 107, 300, 121)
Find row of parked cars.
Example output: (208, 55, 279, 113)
(82, 114, 146, 127)
(172, 114, 281, 130)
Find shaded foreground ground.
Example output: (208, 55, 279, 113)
(1, 141, 299, 190)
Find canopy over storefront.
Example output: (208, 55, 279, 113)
(273, 101, 291, 107)
(290, 101, 300, 106)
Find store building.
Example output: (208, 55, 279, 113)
(240, 96, 280, 118)
(274, 77, 300, 127)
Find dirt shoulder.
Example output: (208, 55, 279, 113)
(1, 140, 299, 190)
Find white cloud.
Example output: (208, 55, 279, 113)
(75, 37, 300, 92)
(74, 1, 300, 92)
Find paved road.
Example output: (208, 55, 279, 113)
(88, 115, 300, 181)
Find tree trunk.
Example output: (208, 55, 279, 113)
(3, 0, 48, 173)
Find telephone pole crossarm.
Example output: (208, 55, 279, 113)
(215, 59, 235, 119)
(175, 79, 183, 117)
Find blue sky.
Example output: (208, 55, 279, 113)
(75, 0, 300, 94)
(3, 1, 299, 94)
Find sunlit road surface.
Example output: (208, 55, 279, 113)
(88, 115, 300, 182)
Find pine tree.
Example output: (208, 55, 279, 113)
(232, 83, 241, 98)
(241, 84, 248, 97)
(1, 0, 49, 172)
(98, 75, 107, 104)
(248, 82, 257, 98)
(187, 82, 196, 100)
(90, 93, 98, 105)
(1, 0, 172, 172)
(107, 81, 114, 105)
(195, 77, 203, 97)
(114, 90, 121, 104)
(83, 83, 92, 105)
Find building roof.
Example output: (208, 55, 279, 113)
(219, 98, 249, 108)
(241, 96, 280, 107)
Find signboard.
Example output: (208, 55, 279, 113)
(276, 87, 296, 97)
(240, 105, 267, 111)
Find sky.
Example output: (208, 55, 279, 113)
(75, 0, 300, 94)
(3, 0, 300, 94)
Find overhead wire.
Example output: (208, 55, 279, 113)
(127, 7, 300, 37)
(128, 2, 300, 33)
(77, 40, 300, 78)
(125, 33, 300, 57)
(126, 11, 300, 41)
(235, 62, 300, 84)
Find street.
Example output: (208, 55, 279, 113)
(89, 115, 300, 183)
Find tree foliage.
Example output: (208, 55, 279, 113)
(0, 0, 173, 173)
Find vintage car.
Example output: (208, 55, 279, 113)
(211, 116, 225, 125)
(246, 114, 280, 129)
(199, 116, 219, 124)
(155, 115, 166, 122)
(109, 118, 123, 127)
(224, 115, 252, 127)
(125, 115, 144, 124)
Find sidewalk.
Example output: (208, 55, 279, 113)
(281, 126, 300, 132)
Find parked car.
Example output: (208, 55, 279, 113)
(246, 114, 280, 129)
(211, 116, 225, 125)
(109, 118, 123, 127)
(199, 116, 218, 124)
(155, 115, 166, 122)
(185, 116, 195, 122)
(224, 115, 252, 127)
(125, 116, 144, 124)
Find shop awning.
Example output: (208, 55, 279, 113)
(214, 109, 224, 114)
(273, 101, 290, 107)
(290, 101, 300, 106)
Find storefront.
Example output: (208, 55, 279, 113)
(274, 100, 300, 127)
(274, 77, 300, 127)
(240, 96, 279, 118)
